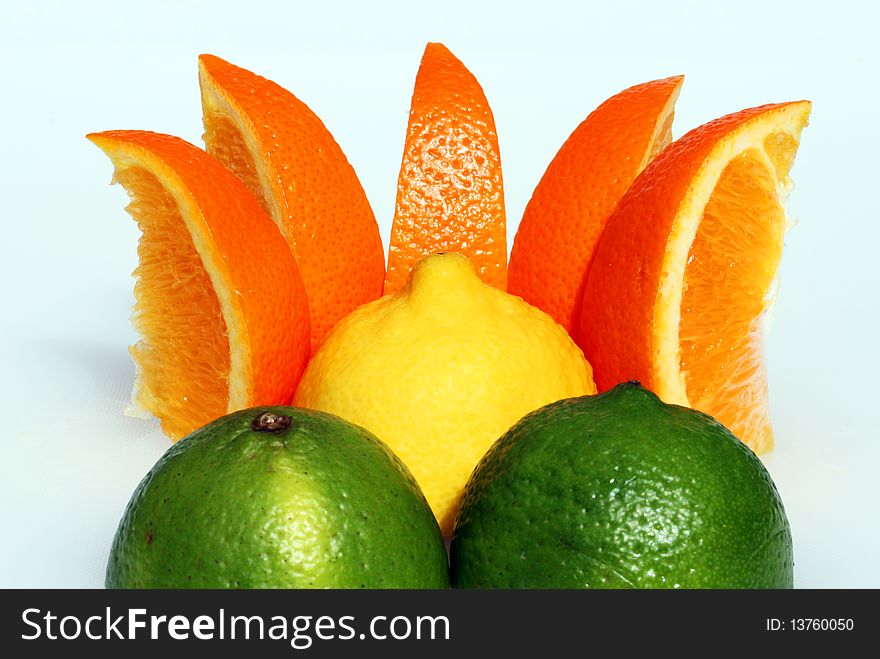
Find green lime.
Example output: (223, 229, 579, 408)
(107, 407, 449, 588)
(450, 382, 792, 589)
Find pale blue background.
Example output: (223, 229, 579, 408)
(1, 0, 877, 587)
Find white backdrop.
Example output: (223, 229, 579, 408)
(1, 0, 877, 587)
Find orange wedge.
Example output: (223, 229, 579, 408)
(508, 76, 683, 334)
(385, 43, 506, 294)
(88, 130, 310, 440)
(198, 54, 385, 352)
(578, 101, 811, 453)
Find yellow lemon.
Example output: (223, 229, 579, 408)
(294, 253, 596, 533)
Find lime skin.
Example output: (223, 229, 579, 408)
(107, 407, 449, 588)
(450, 382, 793, 589)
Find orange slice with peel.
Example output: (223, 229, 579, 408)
(198, 54, 385, 352)
(88, 130, 310, 440)
(385, 43, 506, 294)
(508, 76, 683, 334)
(578, 101, 811, 454)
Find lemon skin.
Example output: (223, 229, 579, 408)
(295, 253, 596, 534)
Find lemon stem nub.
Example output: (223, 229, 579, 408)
(252, 412, 293, 432)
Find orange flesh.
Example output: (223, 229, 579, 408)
(679, 150, 784, 452)
(201, 114, 271, 217)
(118, 166, 230, 439)
(647, 112, 675, 162)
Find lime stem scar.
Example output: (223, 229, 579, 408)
(252, 412, 293, 432)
